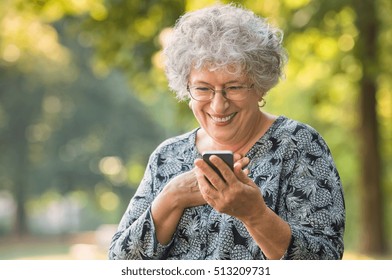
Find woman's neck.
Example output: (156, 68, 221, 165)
(197, 112, 277, 156)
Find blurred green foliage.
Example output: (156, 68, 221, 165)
(0, 0, 391, 256)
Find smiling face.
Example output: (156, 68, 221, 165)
(189, 67, 264, 150)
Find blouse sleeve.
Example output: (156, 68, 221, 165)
(280, 125, 345, 259)
(108, 151, 173, 260)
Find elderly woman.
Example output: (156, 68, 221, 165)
(109, 4, 345, 260)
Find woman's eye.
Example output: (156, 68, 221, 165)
(227, 86, 242, 91)
(196, 87, 210, 92)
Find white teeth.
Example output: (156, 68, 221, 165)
(210, 113, 234, 123)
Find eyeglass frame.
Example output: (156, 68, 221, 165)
(186, 83, 255, 101)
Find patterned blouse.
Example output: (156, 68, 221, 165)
(109, 116, 345, 260)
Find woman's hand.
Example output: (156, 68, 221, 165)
(151, 169, 206, 245)
(194, 153, 267, 221)
(194, 153, 291, 259)
(161, 169, 207, 209)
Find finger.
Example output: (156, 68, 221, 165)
(234, 163, 252, 184)
(208, 155, 238, 186)
(194, 162, 219, 192)
(234, 156, 250, 169)
(243, 168, 250, 176)
(233, 153, 243, 162)
(195, 158, 226, 190)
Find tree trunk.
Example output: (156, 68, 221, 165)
(12, 126, 29, 238)
(14, 152, 28, 237)
(10, 76, 30, 238)
(353, 0, 385, 255)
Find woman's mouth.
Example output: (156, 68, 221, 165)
(209, 113, 236, 124)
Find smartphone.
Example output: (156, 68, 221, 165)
(202, 150, 234, 177)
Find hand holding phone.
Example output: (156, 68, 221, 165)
(202, 150, 234, 178)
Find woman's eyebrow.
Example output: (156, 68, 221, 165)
(190, 79, 246, 85)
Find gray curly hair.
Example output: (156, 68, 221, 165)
(163, 3, 287, 101)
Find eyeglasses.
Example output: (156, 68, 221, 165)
(187, 84, 254, 101)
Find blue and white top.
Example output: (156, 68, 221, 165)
(109, 116, 345, 260)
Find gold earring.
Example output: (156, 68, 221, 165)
(259, 98, 266, 108)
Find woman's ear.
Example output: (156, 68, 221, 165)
(188, 100, 192, 109)
(258, 92, 265, 102)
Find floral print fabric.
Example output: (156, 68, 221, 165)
(109, 116, 345, 260)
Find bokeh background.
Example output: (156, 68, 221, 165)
(0, 0, 391, 260)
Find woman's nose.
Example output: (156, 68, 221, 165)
(209, 91, 229, 113)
